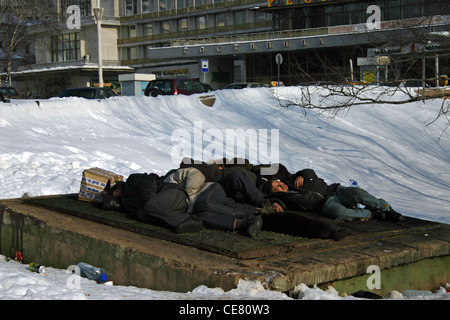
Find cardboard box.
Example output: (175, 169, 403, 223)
(78, 168, 123, 203)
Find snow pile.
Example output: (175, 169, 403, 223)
(0, 86, 449, 299)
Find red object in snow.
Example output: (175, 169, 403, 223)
(15, 251, 23, 262)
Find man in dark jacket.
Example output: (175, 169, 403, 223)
(268, 169, 403, 221)
(102, 172, 202, 233)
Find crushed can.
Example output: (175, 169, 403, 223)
(29, 262, 47, 275)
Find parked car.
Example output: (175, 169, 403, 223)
(0, 86, 20, 99)
(224, 82, 266, 89)
(201, 82, 214, 92)
(0, 91, 10, 103)
(144, 78, 209, 97)
(58, 87, 118, 99)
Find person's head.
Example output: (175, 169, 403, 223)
(271, 180, 288, 193)
(109, 181, 124, 198)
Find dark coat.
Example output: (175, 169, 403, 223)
(269, 169, 340, 212)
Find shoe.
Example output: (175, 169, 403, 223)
(385, 209, 404, 222)
(246, 215, 263, 237)
(176, 217, 203, 234)
(370, 210, 386, 220)
(370, 209, 404, 222)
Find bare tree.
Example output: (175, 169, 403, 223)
(0, 0, 57, 86)
(277, 2, 450, 132)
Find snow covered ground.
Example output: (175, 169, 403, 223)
(0, 86, 448, 300)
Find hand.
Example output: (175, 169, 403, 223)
(273, 203, 284, 213)
(294, 176, 304, 189)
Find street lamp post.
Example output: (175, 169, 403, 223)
(93, 4, 104, 87)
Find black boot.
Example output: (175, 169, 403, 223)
(247, 215, 262, 237)
(370, 209, 386, 220)
(384, 209, 404, 222)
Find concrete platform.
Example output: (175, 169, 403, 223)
(1, 195, 449, 296)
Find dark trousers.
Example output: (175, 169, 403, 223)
(218, 169, 265, 206)
(194, 183, 256, 231)
(136, 186, 189, 228)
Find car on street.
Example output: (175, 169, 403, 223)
(58, 87, 118, 99)
(224, 82, 266, 89)
(201, 82, 214, 92)
(0, 91, 10, 103)
(144, 78, 209, 97)
(0, 87, 20, 99)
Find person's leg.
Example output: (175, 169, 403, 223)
(321, 195, 372, 220)
(194, 183, 261, 236)
(139, 187, 202, 233)
(336, 186, 391, 211)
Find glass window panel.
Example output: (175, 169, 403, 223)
(197, 16, 206, 29)
(144, 23, 153, 35)
(177, 0, 189, 9)
(384, 0, 401, 20)
(179, 18, 188, 31)
(216, 13, 225, 27)
(142, 0, 151, 13)
(162, 21, 170, 33)
(234, 11, 246, 25)
(51, 32, 80, 62)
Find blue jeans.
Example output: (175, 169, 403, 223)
(321, 186, 391, 220)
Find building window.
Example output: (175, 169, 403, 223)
(51, 32, 80, 62)
(328, 4, 347, 26)
(59, 0, 91, 20)
(123, 47, 137, 60)
(255, 11, 270, 22)
(383, 0, 401, 21)
(142, 0, 151, 13)
(144, 23, 153, 36)
(234, 11, 246, 25)
(195, 0, 207, 6)
(125, 0, 138, 15)
(178, 18, 188, 31)
(347, 2, 363, 25)
(216, 13, 226, 27)
(403, 0, 421, 19)
(159, 0, 174, 11)
(162, 21, 170, 33)
(121, 25, 136, 38)
(197, 16, 206, 29)
(177, 0, 189, 9)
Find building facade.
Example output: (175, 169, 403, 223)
(8, 0, 450, 97)
(10, 0, 131, 98)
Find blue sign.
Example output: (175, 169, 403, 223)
(201, 59, 209, 72)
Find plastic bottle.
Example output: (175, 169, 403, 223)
(29, 262, 46, 274)
(76, 262, 107, 283)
